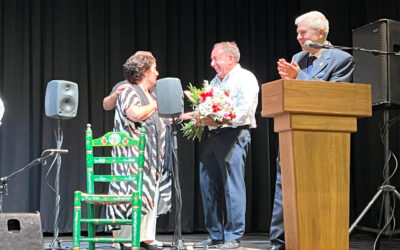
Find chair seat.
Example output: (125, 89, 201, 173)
(80, 236, 132, 243)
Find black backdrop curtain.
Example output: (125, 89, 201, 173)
(0, 0, 399, 234)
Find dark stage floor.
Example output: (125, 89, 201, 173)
(43, 232, 400, 250)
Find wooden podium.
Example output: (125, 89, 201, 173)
(261, 79, 371, 250)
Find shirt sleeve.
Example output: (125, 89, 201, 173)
(117, 87, 141, 122)
(230, 71, 259, 127)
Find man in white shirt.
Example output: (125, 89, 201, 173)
(194, 42, 259, 249)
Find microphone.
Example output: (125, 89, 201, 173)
(45, 149, 69, 154)
(304, 40, 332, 49)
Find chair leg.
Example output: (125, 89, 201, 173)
(87, 203, 95, 250)
(132, 192, 141, 249)
(72, 191, 82, 250)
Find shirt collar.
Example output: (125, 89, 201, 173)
(215, 63, 241, 84)
(309, 48, 325, 59)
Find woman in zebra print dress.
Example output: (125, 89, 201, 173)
(106, 51, 172, 250)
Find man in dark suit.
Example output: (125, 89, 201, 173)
(269, 11, 354, 250)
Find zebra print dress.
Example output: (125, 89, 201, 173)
(106, 84, 172, 226)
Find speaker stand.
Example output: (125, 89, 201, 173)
(170, 120, 186, 250)
(350, 109, 400, 235)
(48, 119, 65, 250)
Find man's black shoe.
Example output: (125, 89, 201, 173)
(119, 243, 133, 250)
(193, 237, 224, 248)
(140, 242, 163, 250)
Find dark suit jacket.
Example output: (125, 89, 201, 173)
(293, 48, 354, 82)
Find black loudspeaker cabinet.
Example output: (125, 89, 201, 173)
(156, 77, 183, 118)
(352, 19, 400, 107)
(0, 212, 43, 250)
(45, 80, 79, 119)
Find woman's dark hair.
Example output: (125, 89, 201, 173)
(123, 51, 155, 84)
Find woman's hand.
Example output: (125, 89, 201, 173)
(150, 98, 158, 111)
(181, 111, 194, 120)
(168, 111, 194, 124)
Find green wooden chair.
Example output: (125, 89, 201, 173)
(72, 124, 146, 250)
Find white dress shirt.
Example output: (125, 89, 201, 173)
(210, 64, 259, 129)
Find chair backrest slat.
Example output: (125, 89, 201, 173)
(93, 157, 138, 164)
(92, 131, 139, 147)
(92, 175, 138, 182)
(85, 124, 146, 194)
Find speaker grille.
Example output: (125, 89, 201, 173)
(353, 19, 400, 106)
(59, 96, 76, 113)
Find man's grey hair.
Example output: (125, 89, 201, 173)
(214, 41, 240, 62)
(295, 11, 329, 39)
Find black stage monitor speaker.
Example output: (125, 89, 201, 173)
(45, 80, 79, 119)
(156, 77, 183, 118)
(352, 19, 400, 106)
(0, 212, 43, 250)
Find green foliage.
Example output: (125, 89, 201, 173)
(181, 82, 207, 141)
(186, 83, 205, 108)
(181, 120, 205, 141)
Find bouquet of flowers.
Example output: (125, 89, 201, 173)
(181, 80, 236, 141)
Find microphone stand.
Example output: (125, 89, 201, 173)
(349, 109, 400, 236)
(308, 43, 400, 56)
(345, 46, 400, 237)
(0, 150, 60, 213)
(170, 117, 186, 250)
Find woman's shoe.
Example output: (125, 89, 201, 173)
(140, 241, 163, 250)
(119, 243, 133, 250)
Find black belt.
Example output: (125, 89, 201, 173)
(210, 125, 249, 134)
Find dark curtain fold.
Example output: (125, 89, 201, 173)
(0, 0, 399, 234)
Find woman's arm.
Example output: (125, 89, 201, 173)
(125, 99, 158, 122)
(103, 83, 132, 110)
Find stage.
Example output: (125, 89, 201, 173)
(43, 232, 400, 249)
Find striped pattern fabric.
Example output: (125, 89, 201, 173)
(106, 85, 172, 228)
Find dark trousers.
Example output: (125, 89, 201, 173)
(269, 154, 285, 246)
(199, 127, 251, 242)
